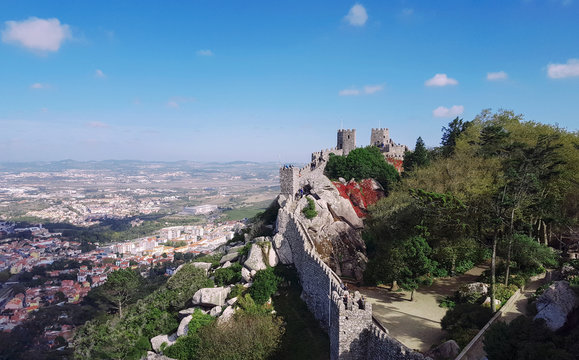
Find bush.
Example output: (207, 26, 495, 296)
(432, 266, 449, 278)
(249, 267, 281, 305)
(484, 316, 574, 360)
(455, 260, 475, 274)
(441, 303, 492, 347)
(228, 283, 246, 300)
(213, 263, 242, 286)
(238, 243, 252, 257)
(302, 198, 318, 219)
(493, 283, 518, 304)
(164, 309, 214, 360)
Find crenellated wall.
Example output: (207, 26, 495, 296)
(279, 210, 429, 360)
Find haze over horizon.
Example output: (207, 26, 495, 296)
(1, 1, 578, 163)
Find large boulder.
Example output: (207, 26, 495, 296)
(209, 305, 222, 317)
(220, 252, 239, 264)
(241, 266, 252, 282)
(426, 340, 460, 360)
(177, 315, 192, 337)
(191, 262, 212, 275)
(192, 287, 231, 307)
(244, 244, 268, 272)
(151, 333, 177, 352)
(272, 233, 293, 264)
(218, 305, 235, 324)
(535, 280, 579, 331)
(458, 282, 488, 301)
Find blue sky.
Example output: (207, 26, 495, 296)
(1, 1, 578, 163)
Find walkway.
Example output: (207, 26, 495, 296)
(352, 265, 488, 352)
(459, 271, 552, 360)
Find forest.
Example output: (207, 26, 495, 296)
(364, 109, 578, 308)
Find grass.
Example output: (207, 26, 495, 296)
(270, 265, 329, 360)
(221, 206, 267, 221)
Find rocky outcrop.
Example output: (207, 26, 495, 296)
(241, 266, 252, 282)
(192, 287, 231, 307)
(425, 340, 460, 360)
(281, 175, 368, 280)
(220, 252, 239, 264)
(218, 305, 235, 324)
(210, 305, 222, 317)
(244, 244, 268, 272)
(151, 333, 177, 352)
(177, 315, 192, 337)
(191, 262, 212, 275)
(535, 280, 579, 331)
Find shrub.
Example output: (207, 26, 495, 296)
(441, 303, 492, 347)
(432, 266, 449, 278)
(302, 198, 318, 219)
(163, 309, 214, 360)
(439, 296, 456, 309)
(213, 263, 242, 286)
(196, 312, 284, 360)
(455, 260, 475, 274)
(249, 267, 281, 305)
(227, 283, 246, 300)
(493, 283, 518, 304)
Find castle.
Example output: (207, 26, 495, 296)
(276, 128, 429, 359)
(281, 128, 408, 196)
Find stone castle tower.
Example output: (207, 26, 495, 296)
(370, 128, 390, 148)
(336, 129, 356, 155)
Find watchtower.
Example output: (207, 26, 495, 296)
(370, 128, 390, 148)
(337, 129, 356, 155)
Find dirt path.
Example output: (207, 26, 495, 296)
(353, 265, 489, 352)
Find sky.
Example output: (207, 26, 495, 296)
(1, 1, 578, 163)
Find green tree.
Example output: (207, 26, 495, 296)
(403, 137, 430, 173)
(441, 117, 471, 156)
(100, 269, 142, 318)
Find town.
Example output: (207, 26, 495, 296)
(0, 217, 244, 343)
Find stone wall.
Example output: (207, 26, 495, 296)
(278, 210, 428, 360)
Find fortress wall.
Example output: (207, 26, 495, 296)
(281, 210, 428, 359)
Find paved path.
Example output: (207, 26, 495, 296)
(352, 265, 488, 352)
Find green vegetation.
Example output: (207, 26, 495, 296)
(99, 268, 143, 318)
(220, 203, 269, 221)
(484, 316, 577, 360)
(195, 312, 284, 360)
(302, 197, 318, 219)
(441, 303, 493, 348)
(403, 136, 430, 173)
(73, 264, 213, 359)
(164, 309, 214, 360)
(165, 240, 187, 248)
(249, 267, 282, 305)
(213, 263, 243, 286)
(365, 110, 577, 314)
(325, 146, 400, 190)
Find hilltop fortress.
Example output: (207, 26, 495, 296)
(274, 129, 427, 359)
(281, 128, 408, 196)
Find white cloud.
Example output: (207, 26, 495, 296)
(30, 82, 50, 89)
(344, 4, 368, 26)
(487, 71, 508, 81)
(95, 69, 106, 78)
(1, 17, 72, 52)
(363, 84, 383, 94)
(425, 73, 458, 87)
(197, 49, 213, 56)
(86, 121, 109, 128)
(433, 105, 464, 118)
(167, 97, 196, 108)
(339, 84, 384, 96)
(339, 88, 360, 96)
(547, 59, 579, 79)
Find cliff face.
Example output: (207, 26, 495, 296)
(276, 175, 382, 281)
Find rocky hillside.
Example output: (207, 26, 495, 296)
(274, 175, 383, 281)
